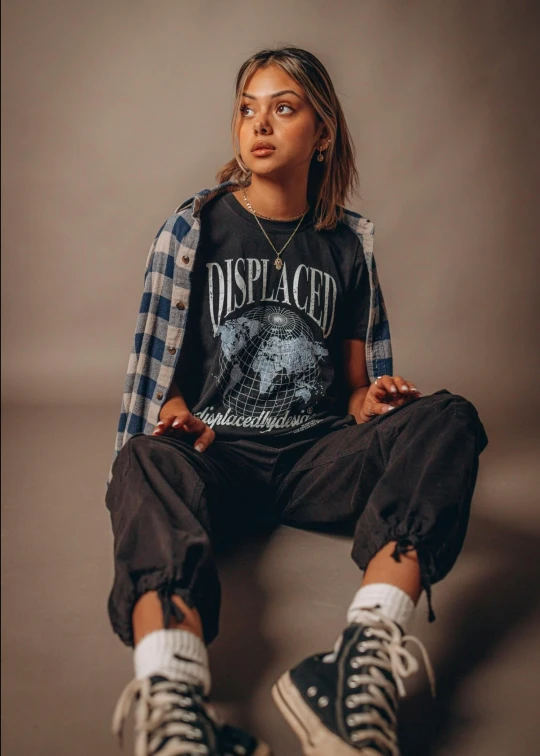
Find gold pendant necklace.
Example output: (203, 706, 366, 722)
(243, 189, 309, 270)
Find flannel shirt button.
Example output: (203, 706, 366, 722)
(156, 392, 163, 400)
(182, 255, 190, 264)
(176, 301, 186, 310)
(167, 347, 176, 355)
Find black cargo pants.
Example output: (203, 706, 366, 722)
(105, 389, 489, 647)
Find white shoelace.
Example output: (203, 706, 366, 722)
(324, 607, 437, 754)
(112, 677, 214, 756)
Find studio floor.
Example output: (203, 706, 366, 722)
(2, 405, 539, 755)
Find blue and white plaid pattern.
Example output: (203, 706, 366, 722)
(106, 180, 393, 488)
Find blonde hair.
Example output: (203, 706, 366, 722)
(215, 46, 360, 231)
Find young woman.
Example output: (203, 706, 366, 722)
(106, 46, 489, 756)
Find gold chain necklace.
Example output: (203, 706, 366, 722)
(242, 189, 309, 270)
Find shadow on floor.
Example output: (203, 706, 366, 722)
(398, 513, 540, 755)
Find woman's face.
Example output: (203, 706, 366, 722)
(237, 64, 326, 180)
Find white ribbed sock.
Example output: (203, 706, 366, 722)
(134, 629, 211, 695)
(347, 583, 416, 633)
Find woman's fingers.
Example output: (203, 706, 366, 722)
(192, 424, 216, 453)
(176, 413, 216, 451)
(179, 414, 216, 451)
(152, 411, 216, 451)
(152, 415, 176, 435)
(171, 411, 196, 431)
(176, 413, 206, 434)
(372, 375, 396, 396)
(373, 375, 422, 398)
(371, 402, 397, 415)
(360, 402, 396, 421)
(364, 374, 423, 421)
(372, 375, 402, 397)
(395, 376, 421, 399)
(392, 375, 421, 396)
(152, 410, 196, 436)
(392, 374, 410, 395)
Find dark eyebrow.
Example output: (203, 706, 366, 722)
(241, 89, 302, 100)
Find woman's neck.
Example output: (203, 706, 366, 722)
(240, 175, 309, 219)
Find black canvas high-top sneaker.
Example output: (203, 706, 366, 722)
(272, 607, 436, 755)
(112, 675, 271, 756)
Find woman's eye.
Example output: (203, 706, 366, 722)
(240, 103, 294, 116)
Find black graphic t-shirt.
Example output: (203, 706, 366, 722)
(174, 190, 370, 442)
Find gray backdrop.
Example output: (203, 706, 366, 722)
(2, 1, 539, 754)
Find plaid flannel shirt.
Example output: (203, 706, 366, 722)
(106, 180, 393, 489)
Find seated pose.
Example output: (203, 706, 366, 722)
(105, 46, 489, 756)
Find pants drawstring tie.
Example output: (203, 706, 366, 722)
(390, 538, 436, 623)
(156, 582, 188, 631)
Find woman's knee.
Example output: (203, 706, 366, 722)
(419, 389, 479, 417)
(111, 433, 151, 473)
(122, 432, 154, 454)
(419, 391, 488, 448)
(109, 433, 170, 491)
(123, 431, 186, 461)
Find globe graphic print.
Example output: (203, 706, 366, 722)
(215, 305, 328, 417)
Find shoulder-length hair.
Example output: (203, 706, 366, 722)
(215, 46, 360, 232)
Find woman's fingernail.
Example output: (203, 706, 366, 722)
(172, 420, 180, 427)
(390, 386, 397, 392)
(384, 406, 395, 412)
(195, 444, 204, 452)
(401, 385, 409, 391)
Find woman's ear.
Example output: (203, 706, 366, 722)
(318, 124, 331, 147)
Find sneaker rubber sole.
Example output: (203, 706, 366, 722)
(272, 671, 385, 756)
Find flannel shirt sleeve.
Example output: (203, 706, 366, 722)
(106, 219, 169, 489)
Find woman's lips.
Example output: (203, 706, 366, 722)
(252, 148, 275, 157)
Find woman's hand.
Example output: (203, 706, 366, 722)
(152, 398, 216, 452)
(359, 374, 423, 423)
